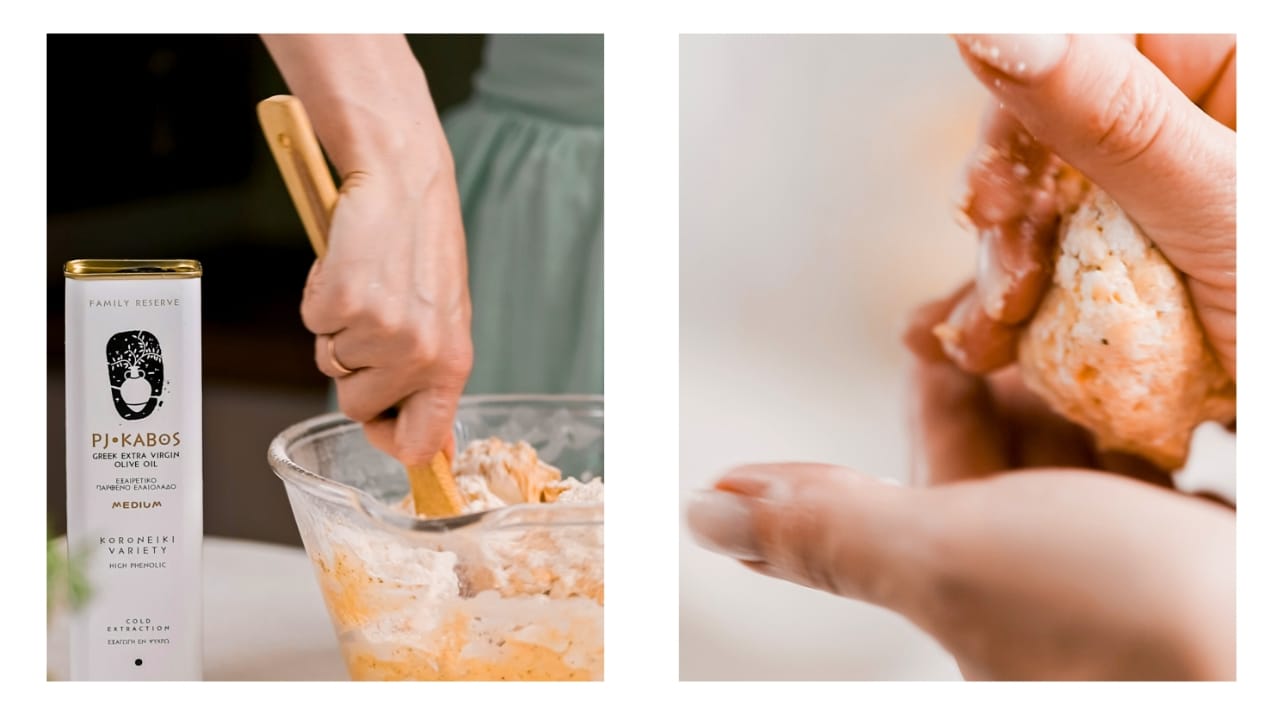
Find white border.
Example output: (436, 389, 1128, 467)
(3, 0, 1272, 716)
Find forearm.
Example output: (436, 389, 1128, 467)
(261, 34, 451, 184)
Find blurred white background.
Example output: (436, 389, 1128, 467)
(679, 34, 987, 680)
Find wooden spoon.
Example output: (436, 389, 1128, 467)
(257, 94, 464, 518)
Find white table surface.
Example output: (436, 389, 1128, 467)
(48, 536, 347, 681)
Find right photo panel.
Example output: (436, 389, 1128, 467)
(680, 34, 1236, 680)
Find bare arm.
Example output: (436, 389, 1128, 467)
(261, 34, 472, 465)
(261, 34, 449, 183)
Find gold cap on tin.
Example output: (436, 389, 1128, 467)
(64, 259, 203, 279)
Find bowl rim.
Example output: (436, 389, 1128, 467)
(266, 394, 603, 535)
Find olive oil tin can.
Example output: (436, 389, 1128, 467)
(64, 259, 203, 680)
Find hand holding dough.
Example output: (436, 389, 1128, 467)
(937, 34, 1238, 469)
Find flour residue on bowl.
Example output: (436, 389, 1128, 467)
(309, 437, 604, 681)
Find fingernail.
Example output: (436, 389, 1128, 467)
(686, 489, 763, 561)
(715, 466, 793, 503)
(956, 34, 1068, 81)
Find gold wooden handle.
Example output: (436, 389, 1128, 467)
(256, 95, 338, 258)
(256, 94, 462, 518)
(408, 453, 466, 519)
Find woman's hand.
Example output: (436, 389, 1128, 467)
(686, 319, 1235, 679)
(263, 35, 472, 464)
(687, 461, 1234, 680)
(946, 34, 1236, 377)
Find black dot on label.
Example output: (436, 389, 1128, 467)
(134, 658, 143, 667)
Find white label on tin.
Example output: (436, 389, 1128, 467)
(66, 277, 202, 681)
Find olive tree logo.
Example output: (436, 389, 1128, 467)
(106, 330, 164, 420)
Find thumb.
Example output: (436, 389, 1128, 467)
(686, 464, 934, 610)
(954, 34, 1235, 274)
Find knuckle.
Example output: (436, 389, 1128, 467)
(438, 342, 474, 378)
(336, 392, 376, 423)
(797, 491, 853, 596)
(760, 474, 839, 593)
(331, 287, 361, 321)
(299, 298, 325, 334)
(795, 526, 842, 596)
(407, 331, 441, 367)
(370, 304, 403, 335)
(301, 289, 356, 332)
(350, 292, 402, 335)
(1089, 68, 1169, 165)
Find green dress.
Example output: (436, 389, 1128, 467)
(443, 35, 603, 395)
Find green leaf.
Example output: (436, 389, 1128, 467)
(47, 521, 93, 615)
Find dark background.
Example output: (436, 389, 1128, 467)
(48, 34, 486, 546)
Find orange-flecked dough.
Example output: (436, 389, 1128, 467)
(312, 438, 604, 681)
(1017, 186, 1235, 469)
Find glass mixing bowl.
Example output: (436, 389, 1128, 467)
(267, 395, 604, 681)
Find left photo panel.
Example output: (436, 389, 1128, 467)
(47, 34, 604, 681)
